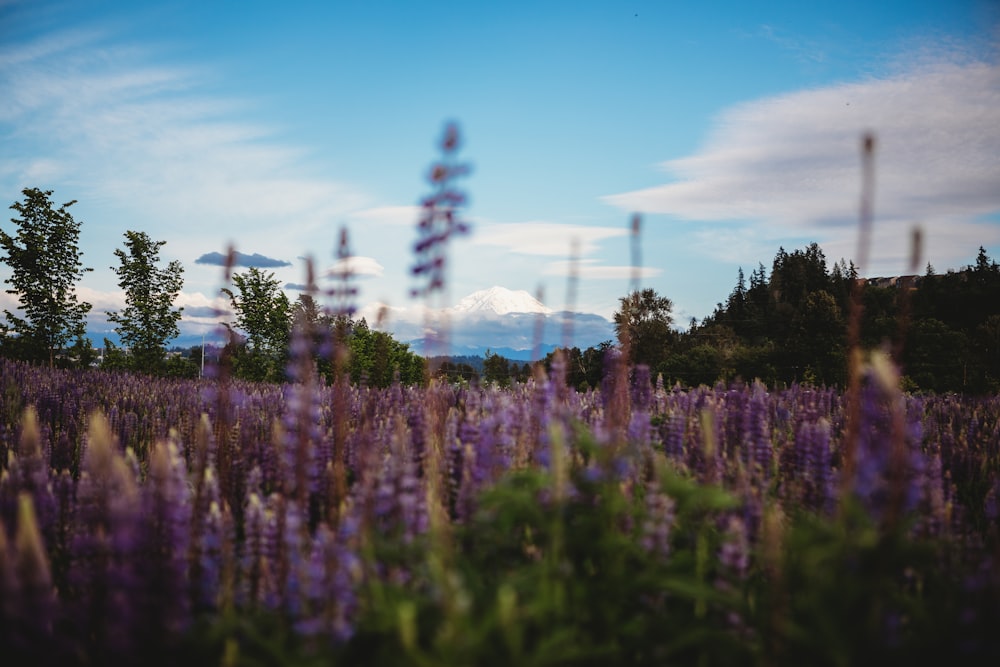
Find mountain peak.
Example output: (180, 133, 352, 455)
(453, 286, 554, 315)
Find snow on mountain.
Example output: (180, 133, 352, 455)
(346, 286, 614, 358)
(452, 286, 554, 316)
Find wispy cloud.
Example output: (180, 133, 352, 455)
(0, 25, 371, 268)
(474, 221, 627, 256)
(349, 205, 421, 227)
(605, 56, 1000, 275)
(543, 259, 662, 281)
(757, 24, 828, 64)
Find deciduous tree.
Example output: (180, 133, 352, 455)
(106, 231, 184, 372)
(614, 288, 675, 370)
(0, 188, 92, 366)
(222, 267, 291, 382)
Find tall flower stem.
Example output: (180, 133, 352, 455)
(841, 133, 876, 509)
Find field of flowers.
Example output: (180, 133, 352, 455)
(1, 343, 998, 665)
(2, 126, 998, 665)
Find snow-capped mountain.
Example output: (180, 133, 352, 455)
(451, 286, 554, 316)
(164, 286, 614, 360)
(387, 286, 613, 359)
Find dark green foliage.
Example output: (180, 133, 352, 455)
(163, 354, 200, 379)
(548, 343, 610, 391)
(903, 318, 969, 392)
(666, 343, 727, 388)
(482, 350, 511, 387)
(751, 500, 997, 667)
(614, 288, 676, 370)
(352, 452, 754, 666)
(650, 244, 1000, 392)
(432, 358, 481, 384)
(0, 188, 93, 367)
(347, 318, 425, 387)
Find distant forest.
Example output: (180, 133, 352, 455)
(475, 243, 1000, 395)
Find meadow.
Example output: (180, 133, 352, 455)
(1, 127, 998, 665)
(1, 345, 998, 665)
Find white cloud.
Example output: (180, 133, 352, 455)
(325, 255, 385, 278)
(543, 259, 662, 281)
(605, 57, 1000, 274)
(474, 221, 628, 256)
(349, 205, 422, 227)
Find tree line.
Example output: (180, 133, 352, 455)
(691, 243, 1000, 393)
(538, 242, 999, 394)
(5, 188, 999, 393)
(0, 187, 424, 386)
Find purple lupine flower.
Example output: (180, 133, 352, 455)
(628, 365, 654, 447)
(239, 491, 268, 608)
(743, 381, 772, 478)
(471, 392, 515, 485)
(454, 442, 481, 523)
(69, 413, 142, 661)
(687, 400, 724, 483)
(1, 494, 58, 661)
(279, 499, 309, 621)
(915, 451, 947, 538)
(0, 409, 57, 564)
(258, 493, 286, 612)
(373, 442, 429, 541)
(327, 227, 360, 319)
(721, 386, 748, 461)
(640, 483, 676, 559)
(133, 440, 192, 646)
(795, 416, 833, 513)
(191, 467, 230, 613)
(410, 122, 472, 299)
(850, 360, 930, 524)
(660, 410, 686, 461)
(279, 376, 326, 505)
(718, 514, 751, 579)
(297, 519, 362, 642)
(852, 378, 893, 513)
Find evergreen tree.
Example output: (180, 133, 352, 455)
(483, 350, 511, 387)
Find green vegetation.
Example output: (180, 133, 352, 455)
(106, 231, 185, 374)
(540, 242, 1000, 394)
(0, 188, 93, 367)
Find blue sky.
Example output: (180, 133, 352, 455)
(2, 0, 999, 350)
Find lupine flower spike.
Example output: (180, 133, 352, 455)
(410, 122, 472, 300)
